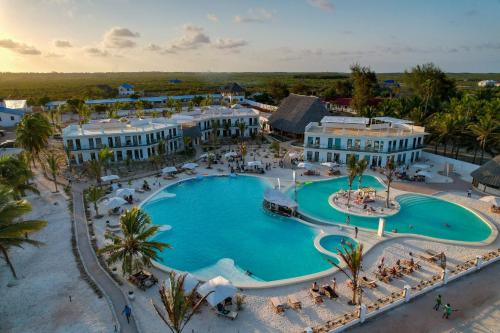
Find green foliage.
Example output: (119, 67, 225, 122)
(0, 154, 39, 198)
(16, 113, 53, 164)
(350, 64, 379, 112)
(86, 186, 105, 217)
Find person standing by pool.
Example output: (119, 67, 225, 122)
(433, 294, 442, 311)
(122, 305, 132, 324)
(354, 226, 359, 238)
(467, 189, 472, 198)
(346, 215, 351, 225)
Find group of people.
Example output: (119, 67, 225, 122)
(433, 294, 456, 319)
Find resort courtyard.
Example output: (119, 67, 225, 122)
(58, 142, 500, 333)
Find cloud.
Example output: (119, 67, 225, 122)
(103, 27, 140, 49)
(307, 0, 334, 12)
(234, 8, 273, 23)
(212, 38, 248, 50)
(145, 43, 163, 52)
(464, 9, 478, 16)
(0, 39, 42, 55)
(164, 25, 210, 53)
(54, 39, 72, 48)
(84, 47, 109, 57)
(45, 52, 65, 58)
(207, 13, 219, 22)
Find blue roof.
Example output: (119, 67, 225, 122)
(120, 83, 134, 89)
(0, 106, 26, 116)
(169, 79, 182, 83)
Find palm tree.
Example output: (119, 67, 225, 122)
(175, 100, 182, 113)
(212, 120, 220, 146)
(16, 113, 53, 167)
(152, 271, 209, 333)
(236, 121, 247, 141)
(356, 158, 368, 189)
(166, 98, 174, 113)
(77, 103, 91, 125)
(239, 142, 247, 164)
(85, 159, 103, 185)
(98, 146, 114, 175)
(157, 139, 167, 165)
(223, 121, 231, 138)
(86, 186, 105, 217)
(0, 186, 48, 278)
(98, 208, 170, 276)
(44, 152, 63, 192)
(469, 113, 499, 164)
(0, 155, 39, 198)
(384, 159, 396, 208)
(328, 242, 364, 305)
(346, 155, 358, 208)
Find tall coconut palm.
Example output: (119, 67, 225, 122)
(44, 152, 63, 192)
(152, 271, 210, 333)
(157, 139, 167, 165)
(0, 186, 48, 278)
(223, 121, 231, 138)
(384, 159, 396, 208)
(469, 113, 499, 164)
(86, 185, 105, 217)
(346, 155, 358, 208)
(239, 142, 247, 164)
(328, 242, 364, 305)
(356, 158, 368, 189)
(0, 155, 39, 198)
(98, 146, 114, 175)
(85, 159, 103, 185)
(212, 120, 221, 146)
(236, 121, 247, 141)
(98, 208, 170, 276)
(16, 113, 53, 166)
(77, 103, 91, 125)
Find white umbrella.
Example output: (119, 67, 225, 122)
(416, 170, 433, 178)
(297, 162, 316, 170)
(200, 153, 208, 159)
(182, 163, 198, 170)
(162, 166, 177, 174)
(116, 188, 135, 197)
(247, 160, 262, 167)
(224, 152, 238, 158)
(288, 152, 300, 158)
(101, 174, 120, 182)
(321, 162, 339, 168)
(479, 196, 500, 206)
(411, 163, 430, 170)
(198, 276, 237, 307)
(104, 197, 127, 209)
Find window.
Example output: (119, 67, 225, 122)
(327, 138, 333, 149)
(307, 137, 313, 145)
(347, 139, 353, 149)
(306, 151, 313, 161)
(116, 151, 123, 161)
(88, 138, 94, 149)
(108, 137, 113, 148)
(115, 136, 121, 147)
(374, 141, 379, 151)
(125, 136, 132, 146)
(66, 140, 74, 150)
(366, 140, 372, 150)
(11, 116, 15, 121)
(90, 152, 96, 160)
(96, 138, 102, 148)
(417, 137, 422, 146)
(354, 139, 361, 150)
(75, 139, 81, 150)
(380, 141, 384, 152)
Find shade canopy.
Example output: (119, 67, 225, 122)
(224, 151, 238, 158)
(165, 273, 199, 294)
(247, 160, 262, 167)
(416, 170, 433, 178)
(182, 163, 199, 170)
(116, 188, 135, 197)
(297, 162, 316, 170)
(479, 196, 500, 206)
(104, 197, 127, 209)
(264, 188, 298, 208)
(101, 175, 120, 182)
(200, 153, 215, 159)
(198, 276, 237, 307)
(288, 152, 300, 158)
(321, 162, 339, 168)
(162, 166, 177, 174)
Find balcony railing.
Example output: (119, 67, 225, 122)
(305, 144, 424, 154)
(67, 135, 182, 151)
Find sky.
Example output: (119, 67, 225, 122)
(0, 0, 499, 73)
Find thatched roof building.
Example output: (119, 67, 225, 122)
(268, 94, 329, 138)
(471, 155, 500, 195)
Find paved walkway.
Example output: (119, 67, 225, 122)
(72, 186, 139, 333)
(347, 261, 500, 333)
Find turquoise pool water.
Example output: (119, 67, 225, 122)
(295, 176, 492, 242)
(142, 176, 341, 282)
(319, 235, 357, 254)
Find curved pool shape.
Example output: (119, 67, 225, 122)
(142, 176, 340, 283)
(319, 235, 357, 255)
(295, 176, 492, 242)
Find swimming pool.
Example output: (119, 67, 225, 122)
(142, 176, 345, 284)
(295, 176, 492, 243)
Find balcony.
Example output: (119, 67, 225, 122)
(305, 143, 424, 154)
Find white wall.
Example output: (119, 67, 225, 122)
(421, 151, 479, 181)
(0, 112, 22, 127)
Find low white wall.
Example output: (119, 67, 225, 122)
(421, 151, 479, 182)
(243, 99, 278, 112)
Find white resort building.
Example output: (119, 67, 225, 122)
(303, 116, 427, 166)
(63, 119, 183, 165)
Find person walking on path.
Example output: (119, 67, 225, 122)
(354, 226, 359, 238)
(442, 303, 453, 319)
(122, 305, 132, 324)
(433, 294, 442, 311)
(467, 189, 472, 198)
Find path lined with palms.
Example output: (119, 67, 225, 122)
(72, 184, 139, 333)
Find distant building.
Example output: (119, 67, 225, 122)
(303, 116, 427, 166)
(0, 99, 30, 127)
(478, 80, 497, 87)
(118, 83, 135, 96)
(268, 94, 329, 138)
(168, 79, 182, 84)
(221, 82, 245, 104)
(471, 155, 500, 196)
